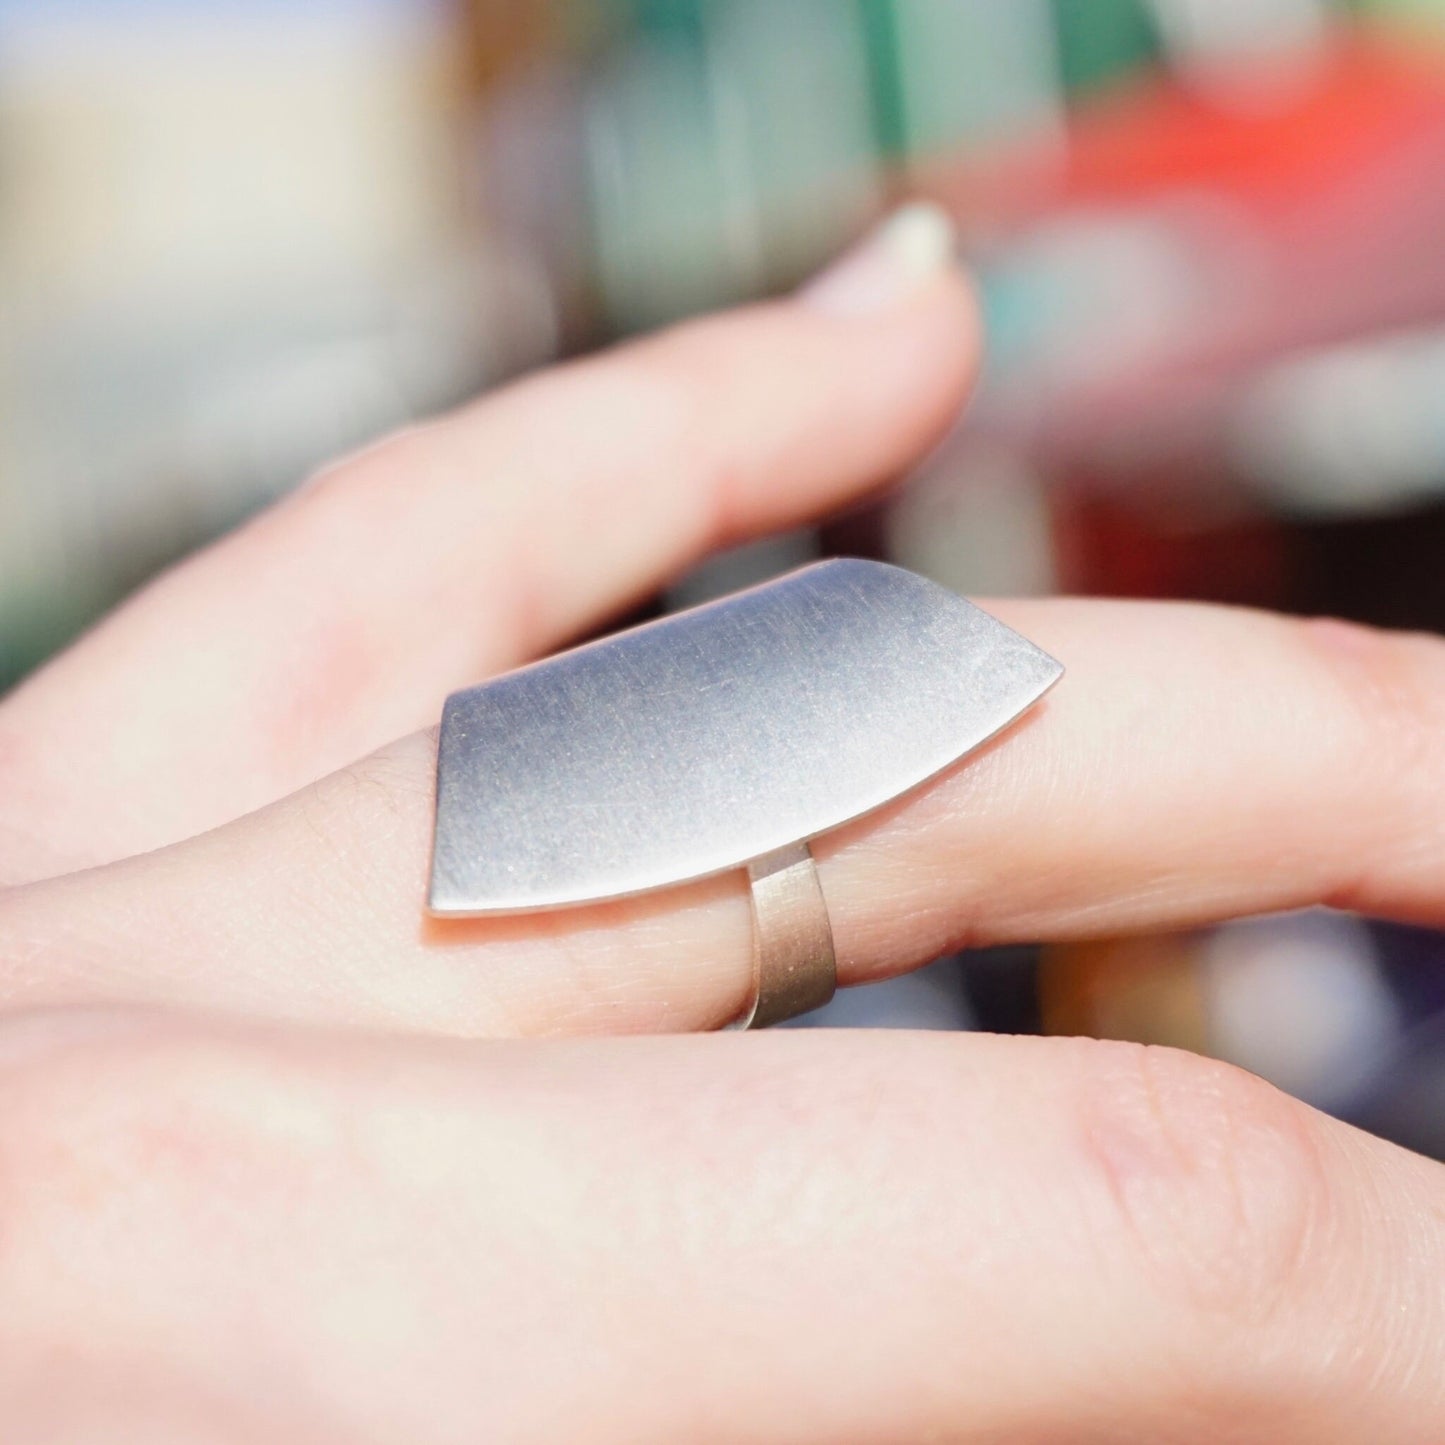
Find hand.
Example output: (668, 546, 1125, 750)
(1, 216, 1442, 1442)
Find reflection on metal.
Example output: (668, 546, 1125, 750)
(430, 558, 1062, 915)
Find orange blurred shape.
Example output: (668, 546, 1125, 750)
(1039, 935, 1210, 1053)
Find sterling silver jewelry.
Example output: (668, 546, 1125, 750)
(429, 560, 1062, 1029)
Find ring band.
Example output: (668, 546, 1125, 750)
(730, 842, 837, 1030)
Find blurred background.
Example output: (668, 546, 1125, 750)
(3, 0, 1445, 1156)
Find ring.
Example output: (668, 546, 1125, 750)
(428, 559, 1061, 1029)
(732, 842, 836, 1031)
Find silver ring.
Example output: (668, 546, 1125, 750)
(729, 842, 836, 1030)
(428, 560, 1061, 1030)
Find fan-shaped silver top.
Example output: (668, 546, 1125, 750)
(429, 559, 1061, 915)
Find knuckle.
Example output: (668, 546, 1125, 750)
(0, 1017, 335, 1283)
(1294, 618, 1445, 803)
(1295, 616, 1445, 727)
(319, 730, 437, 817)
(294, 423, 429, 511)
(1077, 1040, 1328, 1333)
(1291, 617, 1445, 908)
(291, 731, 436, 867)
(0, 1018, 171, 1294)
(0, 1015, 347, 1414)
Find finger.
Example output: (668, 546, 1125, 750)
(3, 599, 1444, 1037)
(5, 1016, 1444, 1441)
(0, 207, 978, 884)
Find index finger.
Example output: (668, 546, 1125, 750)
(0, 207, 977, 885)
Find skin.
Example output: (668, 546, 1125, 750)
(0, 246, 1443, 1442)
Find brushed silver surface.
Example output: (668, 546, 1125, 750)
(429, 559, 1062, 916)
(736, 843, 837, 1030)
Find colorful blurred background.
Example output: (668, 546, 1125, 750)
(4, 0, 1445, 1155)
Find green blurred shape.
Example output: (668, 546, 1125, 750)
(629, 0, 707, 41)
(886, 0, 1065, 156)
(584, 17, 754, 330)
(705, 0, 881, 283)
(0, 594, 94, 695)
(1052, 0, 1159, 94)
(585, 0, 884, 329)
(857, 0, 910, 158)
(587, 0, 708, 44)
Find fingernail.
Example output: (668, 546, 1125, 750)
(800, 202, 958, 317)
